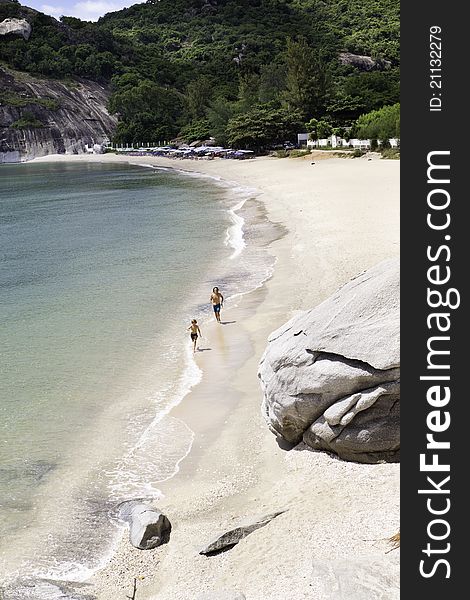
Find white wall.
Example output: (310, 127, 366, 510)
(307, 135, 399, 149)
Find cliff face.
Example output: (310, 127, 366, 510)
(0, 68, 117, 163)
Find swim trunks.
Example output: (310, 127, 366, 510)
(213, 303, 221, 313)
(191, 333, 198, 341)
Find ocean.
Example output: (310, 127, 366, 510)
(0, 161, 275, 597)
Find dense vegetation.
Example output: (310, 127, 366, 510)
(0, 0, 400, 148)
(353, 103, 400, 141)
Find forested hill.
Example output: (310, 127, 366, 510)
(0, 0, 399, 147)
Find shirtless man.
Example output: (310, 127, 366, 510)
(210, 287, 224, 323)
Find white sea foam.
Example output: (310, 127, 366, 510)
(31, 559, 97, 583)
(225, 198, 247, 259)
(107, 342, 200, 501)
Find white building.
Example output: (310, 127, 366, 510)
(307, 135, 399, 150)
(307, 135, 369, 149)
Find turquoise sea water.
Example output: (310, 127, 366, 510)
(0, 161, 274, 595)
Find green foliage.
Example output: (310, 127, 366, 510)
(354, 103, 400, 140)
(0, 0, 400, 145)
(305, 117, 319, 136)
(226, 104, 304, 150)
(10, 111, 44, 128)
(317, 120, 333, 139)
(206, 97, 239, 146)
(185, 76, 214, 121)
(237, 73, 261, 112)
(0, 92, 59, 110)
(38, 97, 60, 110)
(326, 94, 366, 125)
(284, 37, 331, 119)
(306, 117, 332, 140)
(331, 0, 400, 63)
(342, 70, 400, 114)
(179, 119, 212, 143)
(258, 62, 286, 103)
(109, 80, 184, 143)
(60, 16, 87, 29)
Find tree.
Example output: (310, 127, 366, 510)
(81, 52, 115, 79)
(305, 117, 332, 141)
(305, 117, 318, 139)
(353, 103, 400, 141)
(206, 97, 238, 146)
(326, 94, 366, 125)
(343, 70, 400, 114)
(109, 80, 183, 143)
(0, 0, 400, 146)
(317, 120, 332, 139)
(185, 76, 214, 121)
(60, 16, 87, 29)
(227, 104, 304, 150)
(259, 62, 286, 104)
(179, 119, 211, 143)
(284, 37, 330, 119)
(237, 73, 260, 111)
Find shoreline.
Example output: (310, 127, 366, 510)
(0, 159, 281, 596)
(32, 153, 400, 600)
(0, 161, 272, 595)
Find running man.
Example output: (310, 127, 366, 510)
(188, 319, 202, 353)
(210, 287, 224, 323)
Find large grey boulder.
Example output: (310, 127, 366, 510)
(258, 258, 400, 463)
(118, 502, 171, 550)
(200, 511, 285, 555)
(0, 18, 32, 40)
(338, 52, 391, 71)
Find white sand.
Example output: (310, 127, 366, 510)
(34, 152, 400, 599)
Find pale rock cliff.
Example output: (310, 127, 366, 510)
(0, 67, 117, 163)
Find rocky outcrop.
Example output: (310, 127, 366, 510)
(258, 258, 400, 463)
(339, 52, 391, 71)
(129, 506, 171, 550)
(0, 17, 31, 39)
(116, 500, 171, 550)
(200, 511, 285, 555)
(0, 67, 116, 163)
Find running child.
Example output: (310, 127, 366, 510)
(188, 319, 202, 353)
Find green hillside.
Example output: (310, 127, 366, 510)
(0, 0, 399, 145)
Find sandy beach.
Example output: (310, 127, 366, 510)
(33, 152, 400, 600)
